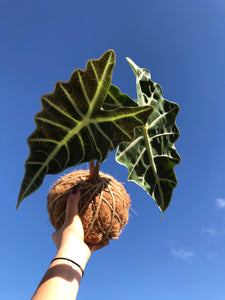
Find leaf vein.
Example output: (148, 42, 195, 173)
(35, 117, 70, 132)
(42, 96, 78, 123)
(116, 136, 143, 160)
(58, 82, 85, 119)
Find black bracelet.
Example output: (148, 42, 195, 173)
(51, 257, 84, 277)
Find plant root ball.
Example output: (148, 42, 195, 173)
(47, 170, 131, 246)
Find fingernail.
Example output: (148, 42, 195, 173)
(72, 187, 78, 194)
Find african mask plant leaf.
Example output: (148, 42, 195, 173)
(116, 58, 181, 212)
(103, 84, 138, 110)
(17, 50, 154, 208)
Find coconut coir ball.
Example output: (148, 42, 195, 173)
(47, 170, 131, 246)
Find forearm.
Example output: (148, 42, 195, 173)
(31, 260, 81, 300)
(31, 241, 91, 300)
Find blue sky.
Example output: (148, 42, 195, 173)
(1, 0, 225, 299)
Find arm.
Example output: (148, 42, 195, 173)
(31, 188, 108, 300)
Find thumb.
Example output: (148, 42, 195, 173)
(64, 187, 80, 226)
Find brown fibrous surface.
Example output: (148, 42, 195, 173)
(47, 169, 131, 246)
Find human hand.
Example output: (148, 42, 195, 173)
(52, 188, 109, 269)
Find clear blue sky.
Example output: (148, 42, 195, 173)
(1, 0, 225, 299)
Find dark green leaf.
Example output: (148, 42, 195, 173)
(116, 58, 181, 212)
(103, 84, 138, 110)
(17, 51, 153, 208)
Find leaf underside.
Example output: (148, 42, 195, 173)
(17, 50, 153, 208)
(116, 59, 181, 212)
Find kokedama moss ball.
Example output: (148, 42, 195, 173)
(47, 169, 131, 245)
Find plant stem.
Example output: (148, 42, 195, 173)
(89, 161, 100, 183)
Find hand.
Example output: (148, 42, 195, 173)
(52, 188, 109, 268)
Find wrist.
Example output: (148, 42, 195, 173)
(51, 257, 85, 277)
(56, 238, 91, 270)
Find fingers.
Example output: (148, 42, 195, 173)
(64, 188, 80, 225)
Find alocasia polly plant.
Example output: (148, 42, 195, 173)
(17, 49, 180, 213)
(116, 58, 180, 212)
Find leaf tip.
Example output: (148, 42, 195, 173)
(16, 195, 23, 210)
(104, 49, 116, 62)
(126, 57, 139, 76)
(16, 201, 20, 210)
